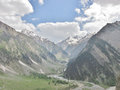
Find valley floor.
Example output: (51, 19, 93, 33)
(0, 74, 76, 90)
(0, 74, 116, 90)
(48, 75, 116, 90)
(72, 83, 115, 90)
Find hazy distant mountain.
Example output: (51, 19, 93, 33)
(0, 21, 63, 75)
(58, 34, 93, 58)
(21, 30, 69, 61)
(65, 21, 120, 85)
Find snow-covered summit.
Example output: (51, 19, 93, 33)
(66, 34, 87, 45)
(21, 29, 45, 41)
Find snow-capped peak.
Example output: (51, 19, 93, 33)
(66, 34, 87, 45)
(21, 29, 49, 42)
(21, 29, 38, 37)
(66, 36, 79, 45)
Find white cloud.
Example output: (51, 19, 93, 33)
(31, 18, 39, 21)
(39, 0, 44, 5)
(75, 17, 90, 22)
(0, 0, 36, 31)
(75, 8, 81, 14)
(37, 22, 87, 43)
(0, 0, 33, 16)
(83, 20, 107, 33)
(85, 3, 120, 32)
(94, 0, 120, 5)
(81, 0, 89, 7)
(75, 0, 120, 33)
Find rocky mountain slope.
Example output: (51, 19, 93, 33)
(65, 21, 120, 85)
(0, 21, 64, 75)
(58, 34, 93, 58)
(21, 30, 68, 61)
(116, 76, 120, 90)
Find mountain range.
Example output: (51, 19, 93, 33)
(0, 20, 120, 87)
(21, 30, 69, 61)
(58, 33, 93, 58)
(65, 21, 120, 85)
(0, 21, 64, 75)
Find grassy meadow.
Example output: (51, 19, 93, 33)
(0, 73, 77, 90)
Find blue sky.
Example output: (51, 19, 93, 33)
(20, 0, 95, 42)
(22, 0, 92, 26)
(1, 0, 119, 43)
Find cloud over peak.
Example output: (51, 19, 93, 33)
(37, 22, 87, 43)
(94, 0, 120, 5)
(0, 0, 120, 42)
(75, 0, 120, 33)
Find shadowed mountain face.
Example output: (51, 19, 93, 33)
(0, 21, 64, 75)
(65, 21, 120, 85)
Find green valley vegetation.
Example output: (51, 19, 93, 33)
(83, 82, 93, 87)
(0, 73, 78, 90)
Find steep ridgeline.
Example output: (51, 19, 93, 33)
(58, 34, 93, 58)
(0, 21, 64, 75)
(65, 21, 120, 85)
(21, 30, 68, 61)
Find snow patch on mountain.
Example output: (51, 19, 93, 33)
(66, 34, 87, 45)
(61, 32, 92, 46)
(30, 58, 39, 65)
(21, 29, 37, 37)
(21, 29, 45, 41)
(0, 64, 6, 72)
(19, 60, 34, 71)
(40, 69, 44, 74)
(58, 33, 94, 58)
(0, 64, 17, 74)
